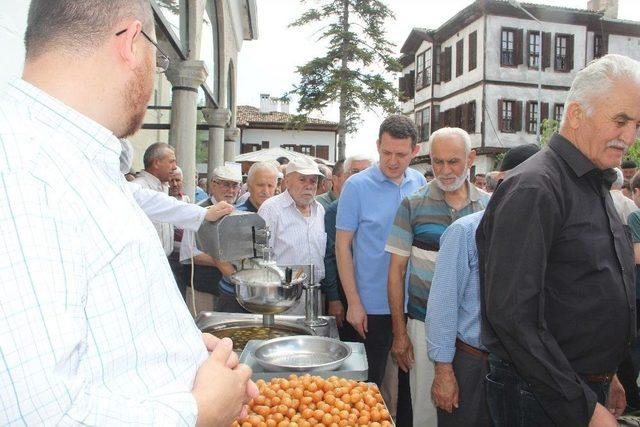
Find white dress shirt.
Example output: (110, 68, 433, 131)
(258, 191, 326, 314)
(128, 182, 205, 231)
(180, 197, 217, 264)
(0, 79, 207, 426)
(611, 189, 638, 225)
(133, 170, 174, 256)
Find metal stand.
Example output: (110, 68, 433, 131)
(303, 266, 328, 327)
(262, 314, 275, 327)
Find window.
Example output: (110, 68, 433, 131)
(299, 145, 315, 156)
(528, 31, 541, 68)
(281, 144, 297, 152)
(241, 143, 261, 153)
(594, 34, 604, 58)
(467, 101, 476, 133)
(455, 105, 464, 129)
(415, 110, 423, 142)
(440, 46, 452, 82)
(554, 103, 564, 122)
(555, 34, 574, 72)
(501, 100, 515, 132)
(261, 141, 269, 149)
(316, 145, 329, 160)
(416, 53, 424, 89)
(434, 46, 441, 84)
(422, 107, 431, 140)
(501, 29, 516, 66)
(456, 39, 464, 77)
(469, 31, 477, 71)
(415, 49, 431, 90)
(527, 101, 538, 134)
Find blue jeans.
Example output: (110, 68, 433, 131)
(485, 355, 609, 427)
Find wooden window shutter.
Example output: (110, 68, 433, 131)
(566, 34, 574, 70)
(439, 50, 447, 82)
(542, 32, 551, 69)
(398, 76, 406, 99)
(541, 102, 549, 121)
(462, 103, 469, 131)
(456, 39, 464, 77)
(408, 70, 415, 95)
(469, 31, 477, 71)
(514, 101, 523, 131)
(445, 46, 452, 82)
(294, 145, 302, 153)
(310, 146, 316, 157)
(316, 146, 329, 160)
(525, 101, 531, 132)
(498, 100, 504, 132)
(603, 33, 609, 55)
(433, 106, 441, 131)
(515, 29, 524, 65)
(261, 141, 270, 149)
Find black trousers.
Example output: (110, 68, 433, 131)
(362, 314, 413, 427)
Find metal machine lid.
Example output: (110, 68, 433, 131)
(229, 264, 307, 288)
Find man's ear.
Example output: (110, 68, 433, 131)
(115, 20, 144, 71)
(564, 101, 585, 130)
(467, 149, 477, 168)
(412, 143, 421, 156)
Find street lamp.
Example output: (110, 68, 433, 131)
(508, 0, 543, 144)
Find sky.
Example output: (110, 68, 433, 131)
(236, 0, 640, 159)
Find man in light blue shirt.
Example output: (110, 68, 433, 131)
(336, 115, 425, 425)
(426, 144, 539, 426)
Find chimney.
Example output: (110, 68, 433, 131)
(587, 0, 618, 19)
(259, 93, 270, 114)
(268, 97, 278, 113)
(280, 100, 290, 114)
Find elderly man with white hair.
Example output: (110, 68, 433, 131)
(385, 127, 489, 426)
(237, 161, 279, 212)
(258, 157, 327, 314)
(478, 54, 640, 426)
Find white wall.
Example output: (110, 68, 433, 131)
(434, 16, 485, 100)
(241, 128, 337, 162)
(0, 1, 29, 86)
(485, 15, 585, 86)
(609, 33, 640, 61)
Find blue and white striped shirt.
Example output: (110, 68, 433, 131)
(426, 210, 486, 363)
(0, 79, 207, 425)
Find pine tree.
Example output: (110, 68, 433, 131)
(286, 0, 401, 160)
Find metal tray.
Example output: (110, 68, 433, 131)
(252, 335, 352, 372)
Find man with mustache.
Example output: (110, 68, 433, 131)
(258, 156, 326, 315)
(0, 1, 256, 425)
(386, 127, 489, 426)
(477, 54, 640, 427)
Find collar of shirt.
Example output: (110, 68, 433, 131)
(138, 170, 166, 192)
(549, 134, 617, 188)
(427, 179, 482, 203)
(370, 162, 410, 186)
(11, 79, 121, 167)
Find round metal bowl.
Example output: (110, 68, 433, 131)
(201, 320, 315, 352)
(230, 266, 306, 315)
(253, 336, 352, 372)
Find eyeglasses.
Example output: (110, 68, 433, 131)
(213, 180, 240, 189)
(115, 28, 170, 74)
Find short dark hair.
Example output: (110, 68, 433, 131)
(276, 156, 290, 165)
(332, 159, 345, 176)
(25, 0, 152, 59)
(378, 115, 418, 147)
(631, 173, 640, 192)
(143, 142, 173, 169)
(623, 179, 632, 192)
(622, 159, 637, 169)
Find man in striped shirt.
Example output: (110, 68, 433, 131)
(386, 127, 489, 426)
(0, 1, 256, 425)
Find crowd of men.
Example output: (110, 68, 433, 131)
(2, 1, 640, 426)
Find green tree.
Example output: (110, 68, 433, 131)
(286, 0, 402, 160)
(540, 118, 559, 147)
(625, 138, 640, 164)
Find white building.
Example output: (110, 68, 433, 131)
(399, 0, 640, 174)
(237, 94, 338, 162)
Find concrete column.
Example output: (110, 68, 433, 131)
(166, 60, 207, 201)
(224, 127, 240, 162)
(202, 107, 230, 179)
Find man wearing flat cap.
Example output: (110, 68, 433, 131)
(180, 165, 242, 312)
(258, 157, 327, 314)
